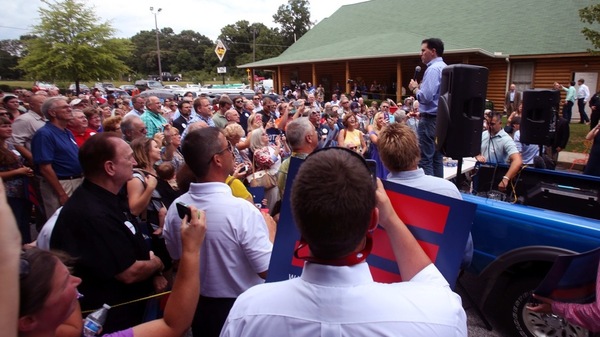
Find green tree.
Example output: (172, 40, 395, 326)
(0, 37, 32, 79)
(216, 21, 287, 77)
(272, 0, 314, 47)
(128, 28, 213, 78)
(17, 0, 132, 94)
(579, 4, 600, 52)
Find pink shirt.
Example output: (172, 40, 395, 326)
(552, 262, 600, 332)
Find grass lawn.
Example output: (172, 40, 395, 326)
(566, 122, 591, 153)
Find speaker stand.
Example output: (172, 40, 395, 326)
(455, 158, 463, 190)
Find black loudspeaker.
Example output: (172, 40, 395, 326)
(436, 64, 488, 158)
(520, 90, 560, 145)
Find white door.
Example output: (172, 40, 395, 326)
(574, 72, 598, 122)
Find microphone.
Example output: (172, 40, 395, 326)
(413, 66, 422, 80)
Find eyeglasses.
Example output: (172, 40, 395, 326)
(208, 140, 234, 164)
(381, 106, 389, 109)
(310, 111, 320, 115)
(253, 97, 260, 100)
(235, 100, 243, 104)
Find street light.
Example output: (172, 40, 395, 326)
(252, 29, 256, 83)
(150, 7, 162, 82)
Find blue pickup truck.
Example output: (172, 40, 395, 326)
(464, 164, 600, 337)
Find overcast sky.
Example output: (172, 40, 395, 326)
(0, 0, 366, 41)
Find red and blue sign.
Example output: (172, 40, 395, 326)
(267, 157, 476, 289)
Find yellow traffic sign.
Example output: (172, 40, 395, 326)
(215, 40, 227, 62)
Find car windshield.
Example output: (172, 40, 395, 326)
(147, 81, 163, 88)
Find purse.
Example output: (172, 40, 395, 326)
(247, 169, 277, 189)
(246, 149, 277, 189)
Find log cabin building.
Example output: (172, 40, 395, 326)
(241, 0, 600, 110)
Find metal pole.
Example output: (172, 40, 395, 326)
(252, 29, 256, 86)
(151, 8, 163, 82)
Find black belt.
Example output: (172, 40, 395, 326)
(420, 113, 436, 118)
(58, 174, 83, 180)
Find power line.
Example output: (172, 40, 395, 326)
(227, 41, 290, 48)
(0, 25, 31, 31)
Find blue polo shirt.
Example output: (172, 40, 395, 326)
(32, 122, 82, 177)
(417, 57, 446, 115)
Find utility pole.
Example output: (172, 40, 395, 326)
(252, 29, 256, 85)
(150, 7, 163, 82)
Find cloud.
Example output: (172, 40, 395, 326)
(0, 0, 365, 41)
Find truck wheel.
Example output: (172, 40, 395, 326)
(504, 277, 589, 337)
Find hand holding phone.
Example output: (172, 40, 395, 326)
(366, 159, 377, 185)
(176, 202, 192, 220)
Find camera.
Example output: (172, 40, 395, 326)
(347, 79, 354, 83)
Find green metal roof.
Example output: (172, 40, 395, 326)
(242, 0, 599, 67)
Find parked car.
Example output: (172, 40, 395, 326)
(68, 83, 90, 94)
(94, 82, 115, 93)
(160, 72, 181, 81)
(164, 84, 183, 90)
(147, 72, 181, 81)
(195, 86, 255, 101)
(465, 164, 600, 337)
(106, 88, 131, 99)
(32, 81, 58, 92)
(134, 80, 164, 91)
(119, 85, 136, 95)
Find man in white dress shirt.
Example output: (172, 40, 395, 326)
(164, 127, 274, 337)
(220, 148, 467, 337)
(576, 78, 591, 124)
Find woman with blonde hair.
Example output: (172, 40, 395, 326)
(247, 112, 264, 134)
(102, 116, 123, 135)
(338, 113, 367, 156)
(224, 123, 251, 166)
(127, 137, 172, 278)
(249, 127, 282, 211)
(366, 112, 390, 179)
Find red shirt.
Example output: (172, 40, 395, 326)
(68, 128, 96, 147)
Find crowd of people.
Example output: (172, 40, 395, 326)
(1, 36, 600, 337)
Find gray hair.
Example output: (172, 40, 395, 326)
(41, 97, 67, 120)
(121, 114, 142, 133)
(285, 117, 314, 150)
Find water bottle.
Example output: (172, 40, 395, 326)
(82, 304, 111, 336)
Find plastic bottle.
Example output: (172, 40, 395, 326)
(82, 304, 111, 336)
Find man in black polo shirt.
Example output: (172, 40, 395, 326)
(232, 95, 249, 132)
(50, 133, 164, 334)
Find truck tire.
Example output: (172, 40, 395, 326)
(503, 277, 589, 337)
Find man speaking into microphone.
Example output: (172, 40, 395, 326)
(408, 38, 446, 178)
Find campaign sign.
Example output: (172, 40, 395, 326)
(266, 157, 476, 289)
(534, 247, 600, 303)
